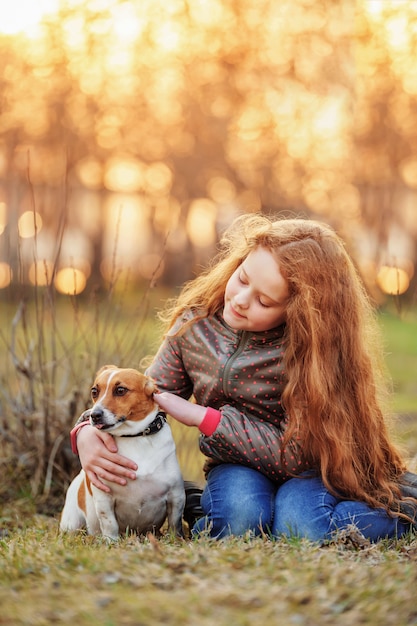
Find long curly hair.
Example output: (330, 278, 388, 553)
(159, 213, 407, 513)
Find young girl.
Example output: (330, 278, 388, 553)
(74, 213, 417, 541)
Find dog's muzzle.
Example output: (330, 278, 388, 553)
(90, 407, 125, 429)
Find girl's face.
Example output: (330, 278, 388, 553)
(223, 246, 289, 332)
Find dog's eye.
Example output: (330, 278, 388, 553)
(91, 386, 99, 399)
(115, 386, 128, 396)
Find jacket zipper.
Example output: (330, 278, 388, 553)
(222, 330, 250, 397)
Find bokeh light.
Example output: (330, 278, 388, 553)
(18, 211, 43, 238)
(376, 265, 410, 295)
(103, 196, 151, 267)
(0, 0, 58, 36)
(54, 268, 87, 295)
(399, 158, 417, 188)
(0, 202, 6, 236)
(76, 157, 103, 190)
(207, 177, 236, 204)
(0, 263, 12, 288)
(145, 162, 173, 195)
(104, 158, 145, 193)
(186, 199, 217, 247)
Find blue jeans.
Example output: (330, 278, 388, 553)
(192, 465, 411, 542)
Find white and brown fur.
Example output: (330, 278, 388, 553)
(60, 365, 185, 540)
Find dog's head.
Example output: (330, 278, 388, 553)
(88, 365, 158, 433)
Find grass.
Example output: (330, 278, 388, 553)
(1, 517, 417, 626)
(379, 309, 417, 465)
(379, 309, 417, 416)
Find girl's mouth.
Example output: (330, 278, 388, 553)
(229, 303, 245, 319)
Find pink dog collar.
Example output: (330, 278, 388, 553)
(70, 421, 89, 455)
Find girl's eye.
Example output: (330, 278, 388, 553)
(259, 300, 270, 308)
(238, 272, 248, 284)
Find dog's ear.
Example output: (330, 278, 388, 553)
(144, 378, 158, 398)
(95, 364, 118, 377)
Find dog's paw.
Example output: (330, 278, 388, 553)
(103, 534, 120, 544)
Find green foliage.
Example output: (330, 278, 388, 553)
(379, 310, 417, 415)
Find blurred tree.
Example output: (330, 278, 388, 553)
(0, 0, 415, 301)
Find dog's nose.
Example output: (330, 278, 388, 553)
(90, 408, 104, 425)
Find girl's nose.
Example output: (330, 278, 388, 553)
(234, 290, 249, 309)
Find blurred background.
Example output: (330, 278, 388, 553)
(0, 0, 416, 302)
(1, 0, 417, 509)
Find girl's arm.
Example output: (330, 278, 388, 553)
(154, 392, 310, 483)
(200, 404, 310, 482)
(154, 391, 207, 427)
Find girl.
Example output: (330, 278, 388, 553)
(74, 214, 417, 541)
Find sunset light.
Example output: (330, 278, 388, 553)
(0, 0, 58, 36)
(0, 263, 12, 288)
(0, 0, 416, 297)
(54, 268, 87, 295)
(0, 202, 6, 236)
(18, 211, 43, 239)
(187, 199, 217, 248)
(377, 266, 410, 296)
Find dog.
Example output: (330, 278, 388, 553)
(60, 365, 185, 540)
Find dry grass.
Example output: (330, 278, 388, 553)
(0, 289, 180, 508)
(1, 386, 415, 626)
(1, 512, 417, 626)
(2, 410, 417, 626)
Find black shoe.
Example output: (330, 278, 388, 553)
(398, 471, 417, 530)
(183, 480, 204, 529)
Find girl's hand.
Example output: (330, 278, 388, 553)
(154, 392, 206, 428)
(76, 425, 138, 493)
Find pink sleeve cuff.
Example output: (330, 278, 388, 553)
(199, 407, 222, 436)
(70, 421, 90, 455)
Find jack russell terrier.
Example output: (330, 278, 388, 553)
(60, 365, 185, 540)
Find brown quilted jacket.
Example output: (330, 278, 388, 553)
(147, 309, 310, 484)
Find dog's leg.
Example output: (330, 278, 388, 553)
(60, 473, 87, 532)
(91, 487, 120, 541)
(166, 487, 186, 537)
